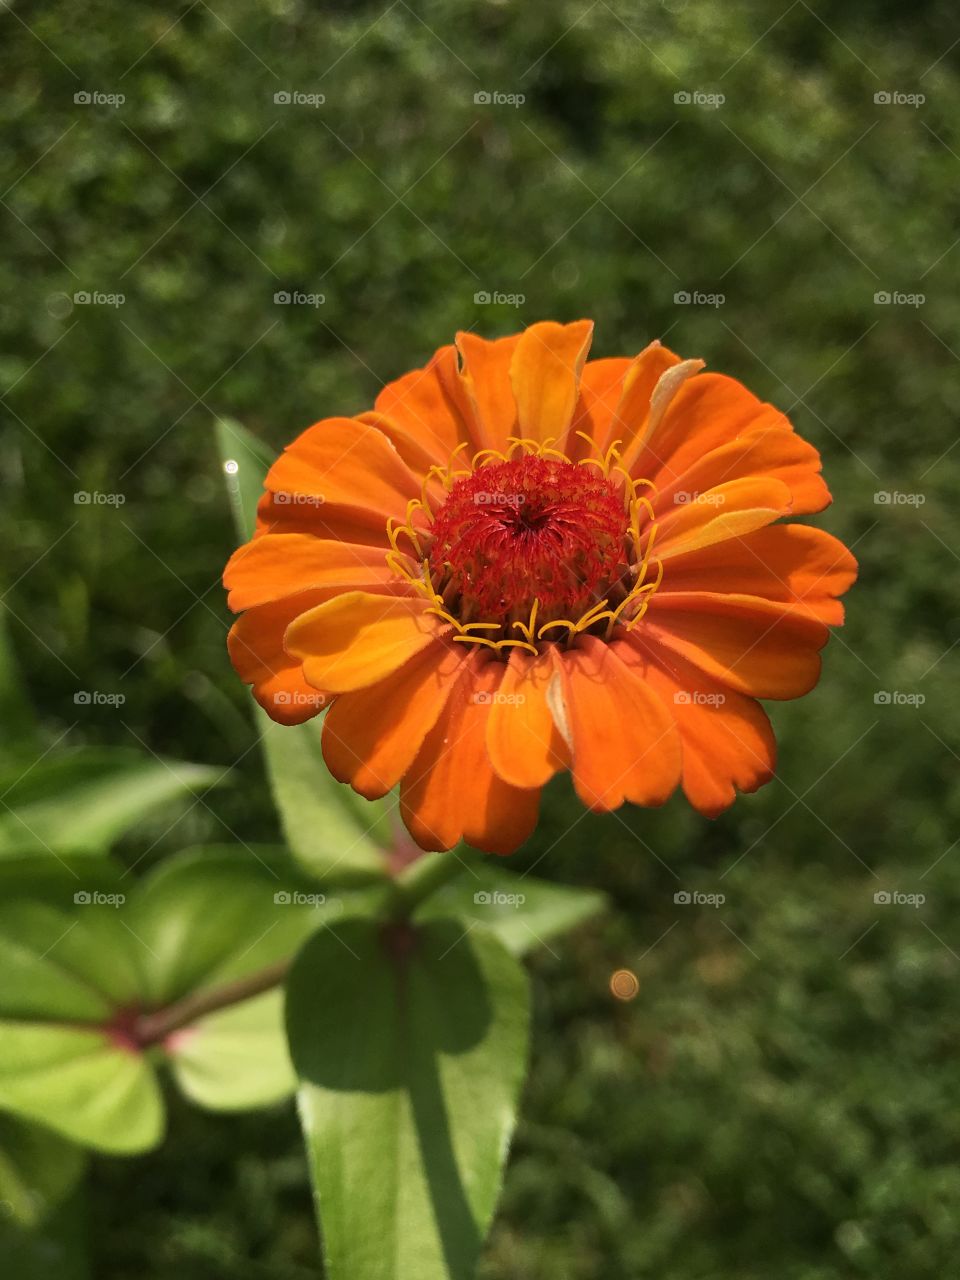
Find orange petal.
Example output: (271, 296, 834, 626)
(224, 534, 393, 612)
(566, 356, 632, 461)
(255, 493, 392, 545)
(627, 640, 777, 817)
(400, 658, 540, 855)
(554, 636, 681, 812)
(265, 418, 419, 523)
(455, 331, 521, 453)
(630, 372, 791, 488)
(285, 591, 446, 694)
(642, 595, 829, 700)
(369, 344, 474, 465)
(485, 649, 572, 788)
(655, 477, 793, 559)
(654, 427, 830, 517)
(616, 348, 702, 471)
(657, 524, 857, 625)
(509, 319, 594, 448)
(322, 642, 465, 799)
(227, 590, 331, 724)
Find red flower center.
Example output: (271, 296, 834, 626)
(428, 456, 629, 625)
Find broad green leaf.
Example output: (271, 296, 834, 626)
(417, 865, 607, 956)
(215, 417, 391, 885)
(0, 748, 222, 856)
(0, 1114, 86, 1227)
(288, 917, 530, 1280)
(0, 1023, 163, 1154)
(131, 846, 349, 1004)
(166, 990, 296, 1111)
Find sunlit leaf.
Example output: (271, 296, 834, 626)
(288, 917, 530, 1280)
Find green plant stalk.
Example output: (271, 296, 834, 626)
(386, 851, 466, 920)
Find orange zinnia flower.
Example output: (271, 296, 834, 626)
(223, 321, 856, 855)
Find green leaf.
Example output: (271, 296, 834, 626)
(0, 612, 40, 760)
(417, 865, 607, 956)
(131, 846, 338, 1005)
(0, 896, 162, 1153)
(0, 748, 222, 857)
(0, 1114, 86, 1228)
(215, 415, 276, 545)
(0, 1023, 163, 1155)
(166, 990, 296, 1111)
(288, 917, 530, 1280)
(215, 417, 390, 885)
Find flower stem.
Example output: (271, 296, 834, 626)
(134, 957, 291, 1047)
(387, 851, 465, 920)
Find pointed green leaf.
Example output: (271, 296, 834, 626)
(417, 866, 607, 956)
(215, 417, 391, 885)
(287, 917, 530, 1280)
(0, 748, 222, 857)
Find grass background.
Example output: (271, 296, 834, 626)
(3, 0, 960, 1276)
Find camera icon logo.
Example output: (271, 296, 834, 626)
(74, 91, 92, 105)
(474, 91, 491, 105)
(74, 891, 91, 904)
(274, 91, 292, 104)
(874, 291, 891, 304)
(472, 690, 493, 705)
(274, 691, 291, 704)
(74, 491, 92, 505)
(874, 691, 891, 704)
(274, 290, 291, 304)
(274, 891, 291, 905)
(473, 891, 492, 905)
(673, 690, 691, 704)
(673, 290, 691, 304)
(73, 291, 91, 304)
(874, 91, 892, 104)
(674, 91, 691, 104)
(74, 691, 92, 704)
(874, 890, 891, 904)
(873, 491, 891, 504)
(474, 290, 491, 304)
(673, 890, 692, 904)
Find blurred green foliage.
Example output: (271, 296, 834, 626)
(2, 0, 959, 1276)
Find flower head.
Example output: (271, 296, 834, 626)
(223, 321, 856, 854)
